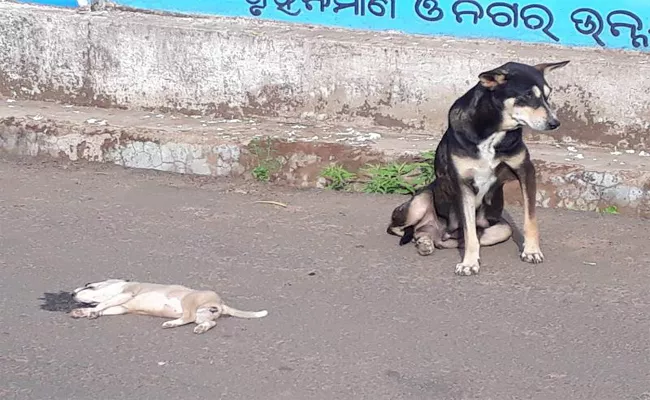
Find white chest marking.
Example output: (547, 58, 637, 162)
(473, 131, 506, 206)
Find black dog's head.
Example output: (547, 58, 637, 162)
(477, 60, 569, 132)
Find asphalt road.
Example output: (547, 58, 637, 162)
(1, 155, 649, 400)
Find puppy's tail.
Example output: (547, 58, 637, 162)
(222, 305, 268, 319)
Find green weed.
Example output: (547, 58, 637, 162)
(320, 164, 357, 191)
(600, 205, 619, 215)
(252, 165, 270, 182)
(248, 136, 282, 182)
(320, 151, 436, 194)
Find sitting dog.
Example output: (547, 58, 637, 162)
(70, 279, 268, 334)
(387, 60, 570, 276)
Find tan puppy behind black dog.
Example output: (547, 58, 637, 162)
(70, 279, 268, 334)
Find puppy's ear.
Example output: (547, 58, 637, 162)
(534, 60, 570, 75)
(478, 68, 508, 90)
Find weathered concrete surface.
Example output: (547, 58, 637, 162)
(1, 2, 649, 150)
(1, 155, 650, 400)
(2, 99, 649, 218)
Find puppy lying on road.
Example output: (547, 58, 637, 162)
(70, 279, 268, 334)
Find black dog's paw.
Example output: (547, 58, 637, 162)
(521, 242, 545, 264)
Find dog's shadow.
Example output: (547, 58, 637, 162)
(39, 291, 85, 313)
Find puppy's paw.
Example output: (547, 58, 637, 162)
(193, 324, 211, 334)
(454, 261, 480, 276)
(161, 321, 177, 329)
(87, 311, 100, 320)
(415, 236, 435, 256)
(521, 242, 544, 264)
(69, 308, 88, 319)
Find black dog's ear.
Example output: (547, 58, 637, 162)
(478, 68, 508, 90)
(534, 60, 570, 75)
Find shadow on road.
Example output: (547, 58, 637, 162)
(39, 291, 84, 313)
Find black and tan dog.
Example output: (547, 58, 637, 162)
(387, 60, 569, 276)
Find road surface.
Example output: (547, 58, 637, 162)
(1, 154, 649, 400)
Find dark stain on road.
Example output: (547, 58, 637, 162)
(39, 291, 84, 313)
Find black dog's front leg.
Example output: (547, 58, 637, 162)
(455, 184, 481, 276)
(514, 158, 544, 264)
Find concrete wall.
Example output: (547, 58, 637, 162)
(18, 0, 650, 52)
(1, 2, 649, 150)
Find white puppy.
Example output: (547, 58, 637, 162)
(70, 279, 268, 334)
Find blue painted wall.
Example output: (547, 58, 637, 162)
(19, 0, 650, 51)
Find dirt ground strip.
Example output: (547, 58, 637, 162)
(1, 99, 649, 217)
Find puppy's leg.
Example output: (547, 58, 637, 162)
(193, 308, 221, 334)
(387, 188, 440, 255)
(408, 190, 441, 256)
(193, 320, 217, 334)
(515, 158, 544, 263)
(478, 220, 512, 246)
(435, 237, 461, 249)
(161, 318, 194, 329)
(97, 306, 129, 316)
(70, 306, 128, 318)
(477, 185, 512, 247)
(70, 308, 93, 318)
(413, 213, 440, 256)
(162, 292, 209, 329)
(436, 219, 511, 249)
(70, 293, 134, 320)
(455, 185, 481, 276)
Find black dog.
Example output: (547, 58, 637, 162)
(387, 60, 569, 276)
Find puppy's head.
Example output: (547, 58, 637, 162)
(478, 60, 569, 132)
(73, 279, 130, 304)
